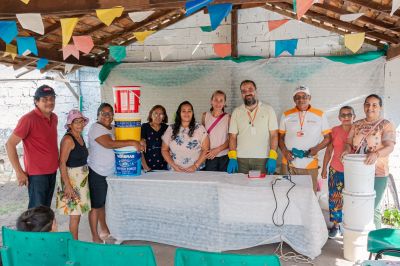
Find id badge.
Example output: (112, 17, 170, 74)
(297, 131, 304, 137)
(251, 126, 257, 136)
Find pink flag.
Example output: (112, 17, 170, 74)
(296, 0, 314, 20)
(268, 19, 289, 32)
(73, 36, 94, 54)
(63, 44, 79, 60)
(213, 43, 231, 58)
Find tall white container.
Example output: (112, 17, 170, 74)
(343, 154, 375, 194)
(343, 190, 376, 231)
(343, 226, 369, 262)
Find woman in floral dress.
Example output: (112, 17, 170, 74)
(162, 101, 210, 172)
(56, 109, 90, 240)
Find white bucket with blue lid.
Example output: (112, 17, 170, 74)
(114, 146, 141, 177)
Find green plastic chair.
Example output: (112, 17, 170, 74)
(367, 228, 400, 260)
(174, 248, 281, 266)
(65, 239, 157, 266)
(1, 226, 72, 266)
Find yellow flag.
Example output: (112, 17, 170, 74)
(133, 31, 156, 44)
(96, 6, 124, 26)
(60, 18, 78, 47)
(20, 0, 30, 4)
(4, 44, 17, 60)
(344, 32, 365, 53)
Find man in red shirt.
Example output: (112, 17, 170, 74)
(6, 85, 59, 208)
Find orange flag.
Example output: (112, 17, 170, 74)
(213, 43, 231, 58)
(296, 0, 314, 20)
(268, 19, 289, 32)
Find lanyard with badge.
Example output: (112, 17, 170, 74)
(297, 111, 307, 137)
(247, 106, 259, 136)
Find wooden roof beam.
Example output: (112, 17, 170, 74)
(344, 0, 400, 18)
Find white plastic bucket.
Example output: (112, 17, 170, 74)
(343, 226, 369, 262)
(343, 154, 375, 194)
(114, 146, 141, 177)
(343, 190, 376, 231)
(113, 86, 141, 113)
(114, 113, 141, 121)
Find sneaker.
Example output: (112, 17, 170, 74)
(328, 226, 342, 238)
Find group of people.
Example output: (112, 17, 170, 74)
(5, 81, 395, 242)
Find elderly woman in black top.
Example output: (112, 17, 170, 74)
(56, 110, 90, 240)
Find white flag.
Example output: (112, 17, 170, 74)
(159, 46, 174, 60)
(64, 63, 74, 74)
(128, 11, 155, 23)
(16, 13, 45, 35)
(392, 0, 400, 15)
(340, 13, 363, 22)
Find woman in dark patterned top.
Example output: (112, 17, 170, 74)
(141, 105, 169, 171)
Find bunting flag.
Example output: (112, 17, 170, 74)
(63, 44, 80, 60)
(20, 0, 30, 4)
(213, 43, 231, 58)
(208, 3, 232, 31)
(294, 0, 314, 20)
(340, 13, 363, 22)
(60, 18, 78, 47)
(133, 31, 156, 43)
(128, 11, 155, 22)
(200, 26, 213, 32)
(344, 32, 365, 53)
(37, 58, 48, 70)
(185, 0, 213, 16)
(268, 19, 289, 32)
(3, 44, 17, 60)
(0, 21, 18, 44)
(16, 37, 38, 56)
(64, 63, 74, 74)
(109, 46, 126, 62)
(16, 13, 44, 35)
(275, 39, 298, 57)
(96, 6, 124, 26)
(72, 36, 94, 54)
(159, 46, 174, 60)
(391, 0, 400, 16)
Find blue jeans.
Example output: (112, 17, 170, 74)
(28, 173, 57, 208)
(374, 176, 388, 229)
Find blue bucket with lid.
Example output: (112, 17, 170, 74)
(114, 146, 141, 177)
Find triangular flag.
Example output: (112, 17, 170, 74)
(185, 0, 213, 16)
(208, 3, 232, 31)
(344, 32, 365, 53)
(340, 13, 363, 22)
(109, 46, 126, 62)
(72, 36, 94, 54)
(37, 58, 48, 70)
(63, 44, 80, 60)
(0, 21, 18, 44)
(159, 46, 174, 60)
(294, 0, 314, 20)
(275, 39, 298, 56)
(20, 0, 30, 4)
(213, 43, 231, 58)
(200, 26, 213, 32)
(3, 44, 17, 60)
(60, 18, 78, 47)
(268, 19, 289, 32)
(16, 37, 38, 56)
(128, 11, 155, 22)
(133, 31, 156, 44)
(391, 0, 400, 15)
(64, 63, 74, 74)
(16, 13, 44, 35)
(96, 6, 124, 26)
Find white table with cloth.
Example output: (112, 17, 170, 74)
(105, 171, 328, 259)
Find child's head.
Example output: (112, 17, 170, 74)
(338, 106, 355, 126)
(16, 206, 57, 232)
(210, 90, 227, 112)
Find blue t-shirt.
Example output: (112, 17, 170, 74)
(141, 123, 168, 170)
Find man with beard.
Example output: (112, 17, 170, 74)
(278, 86, 331, 192)
(227, 80, 278, 174)
(6, 85, 59, 208)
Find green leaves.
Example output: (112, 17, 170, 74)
(382, 208, 400, 228)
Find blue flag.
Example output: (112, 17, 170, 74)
(208, 3, 232, 31)
(16, 37, 38, 56)
(109, 46, 126, 62)
(275, 39, 298, 57)
(0, 21, 18, 44)
(185, 0, 213, 16)
(37, 58, 49, 70)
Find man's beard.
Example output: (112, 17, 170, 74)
(244, 96, 257, 106)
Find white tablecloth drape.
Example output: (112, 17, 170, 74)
(106, 172, 328, 259)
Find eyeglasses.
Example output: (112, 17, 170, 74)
(294, 95, 309, 101)
(152, 113, 165, 118)
(100, 111, 114, 117)
(240, 89, 255, 94)
(340, 113, 353, 118)
(72, 119, 86, 124)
